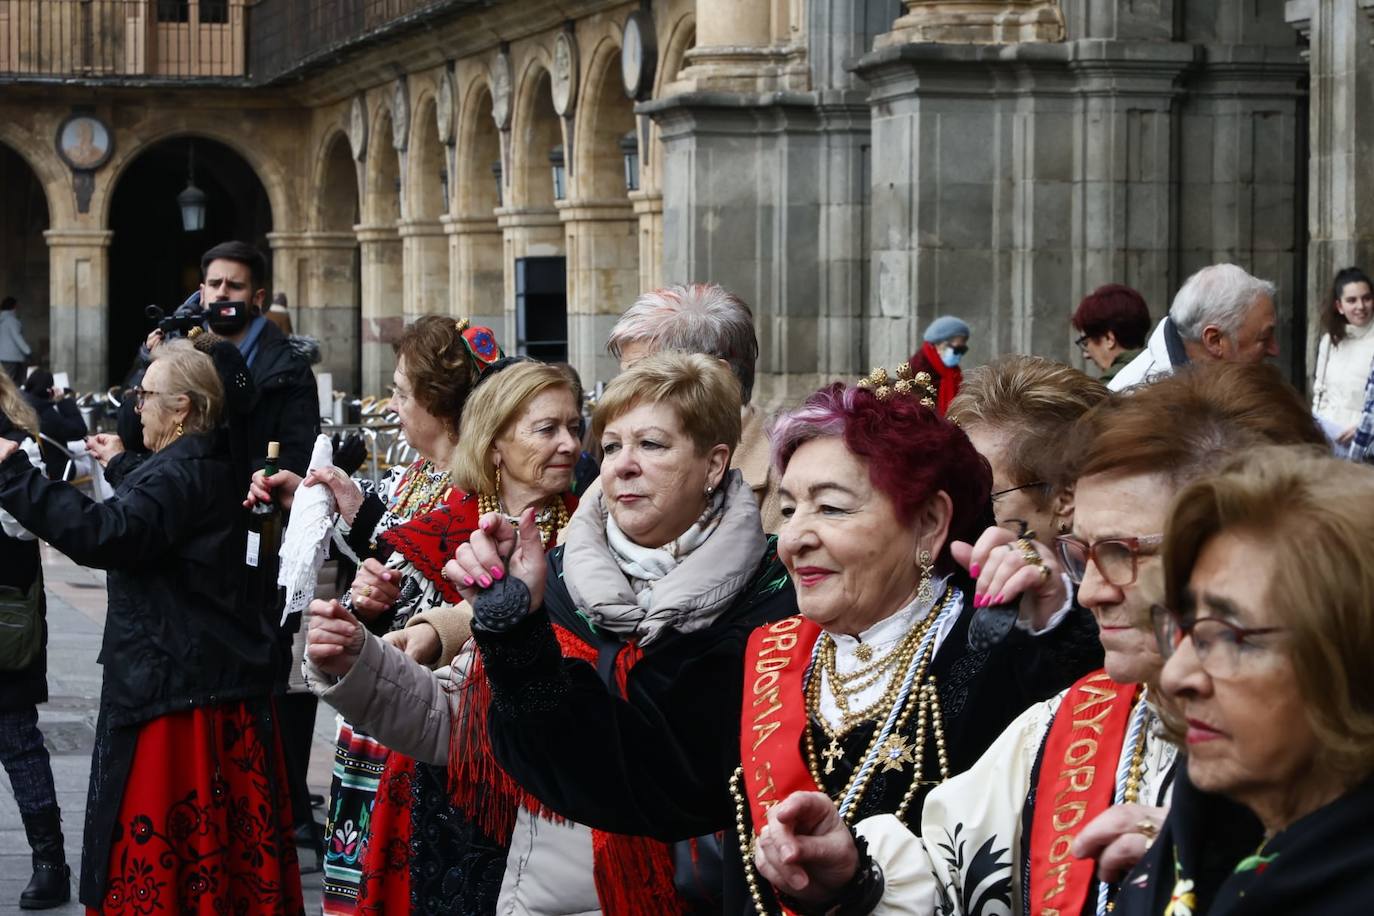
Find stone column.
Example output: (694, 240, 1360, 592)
(355, 223, 403, 397)
(398, 219, 449, 324)
(642, 92, 870, 407)
(266, 230, 360, 394)
(673, 0, 808, 93)
(496, 206, 564, 359)
(1287, 0, 1374, 374)
(877, 0, 1066, 46)
(443, 213, 505, 333)
(559, 199, 638, 386)
(45, 228, 112, 390)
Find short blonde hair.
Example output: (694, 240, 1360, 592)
(450, 361, 572, 494)
(592, 351, 741, 457)
(150, 339, 223, 434)
(947, 355, 1108, 509)
(1163, 445, 1374, 784)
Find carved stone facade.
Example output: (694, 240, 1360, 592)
(0, 0, 1342, 400)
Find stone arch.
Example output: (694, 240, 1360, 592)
(408, 92, 446, 220)
(0, 140, 52, 368)
(106, 136, 273, 382)
(0, 126, 61, 224)
(456, 79, 501, 218)
(658, 11, 697, 91)
(313, 129, 359, 232)
(95, 124, 292, 234)
(510, 56, 560, 210)
(576, 35, 637, 202)
(364, 106, 401, 225)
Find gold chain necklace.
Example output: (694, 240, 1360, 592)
(803, 591, 954, 823)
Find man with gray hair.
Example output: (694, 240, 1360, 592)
(1109, 263, 1280, 391)
(605, 282, 781, 530)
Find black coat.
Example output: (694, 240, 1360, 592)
(0, 431, 278, 729)
(243, 320, 319, 475)
(0, 420, 46, 712)
(21, 392, 88, 479)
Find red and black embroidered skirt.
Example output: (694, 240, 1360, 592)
(87, 700, 303, 915)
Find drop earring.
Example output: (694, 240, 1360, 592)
(916, 548, 934, 607)
(175, 421, 184, 438)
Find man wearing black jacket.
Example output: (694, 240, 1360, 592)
(198, 241, 319, 476)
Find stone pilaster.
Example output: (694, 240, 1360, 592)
(443, 213, 504, 334)
(355, 223, 403, 396)
(559, 198, 638, 386)
(876, 0, 1066, 47)
(44, 228, 112, 390)
(641, 91, 870, 408)
(398, 218, 449, 324)
(630, 189, 663, 295)
(266, 230, 361, 394)
(1287, 0, 1374, 381)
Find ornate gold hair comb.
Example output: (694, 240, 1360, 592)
(455, 317, 471, 333)
(856, 362, 936, 407)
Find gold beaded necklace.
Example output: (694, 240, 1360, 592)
(1121, 690, 1150, 806)
(476, 489, 571, 546)
(803, 590, 955, 823)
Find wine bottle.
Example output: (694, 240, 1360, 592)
(246, 441, 285, 619)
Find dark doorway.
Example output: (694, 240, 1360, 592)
(0, 145, 50, 370)
(515, 256, 567, 362)
(107, 137, 271, 384)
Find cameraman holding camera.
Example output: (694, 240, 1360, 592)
(90, 241, 320, 481)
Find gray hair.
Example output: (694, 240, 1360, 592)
(606, 283, 759, 403)
(1169, 263, 1277, 342)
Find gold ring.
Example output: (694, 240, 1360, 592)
(1014, 538, 1043, 567)
(362, 584, 373, 598)
(1136, 819, 1159, 841)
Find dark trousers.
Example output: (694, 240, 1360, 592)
(2, 361, 24, 385)
(0, 706, 59, 815)
(276, 691, 318, 828)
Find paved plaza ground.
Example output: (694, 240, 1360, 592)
(0, 546, 337, 915)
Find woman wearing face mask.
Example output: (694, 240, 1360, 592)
(908, 315, 971, 415)
(1311, 267, 1374, 454)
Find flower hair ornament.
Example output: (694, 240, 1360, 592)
(454, 317, 503, 374)
(856, 363, 937, 408)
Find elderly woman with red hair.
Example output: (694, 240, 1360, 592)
(454, 365, 1101, 912)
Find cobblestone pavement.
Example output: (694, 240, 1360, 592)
(0, 546, 338, 915)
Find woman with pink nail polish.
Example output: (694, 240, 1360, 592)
(305, 356, 580, 914)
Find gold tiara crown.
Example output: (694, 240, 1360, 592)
(856, 362, 936, 408)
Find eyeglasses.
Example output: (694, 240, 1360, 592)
(991, 481, 1046, 501)
(1150, 604, 1287, 679)
(131, 387, 166, 410)
(947, 344, 969, 356)
(1055, 533, 1164, 587)
(1074, 334, 1091, 351)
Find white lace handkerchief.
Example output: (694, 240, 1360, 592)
(277, 434, 336, 626)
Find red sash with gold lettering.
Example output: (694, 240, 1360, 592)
(1028, 670, 1138, 916)
(739, 615, 825, 833)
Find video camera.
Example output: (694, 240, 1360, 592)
(145, 294, 253, 339)
(145, 303, 204, 338)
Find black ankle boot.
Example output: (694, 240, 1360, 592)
(19, 807, 70, 910)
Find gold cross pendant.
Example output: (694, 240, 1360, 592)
(821, 737, 845, 775)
